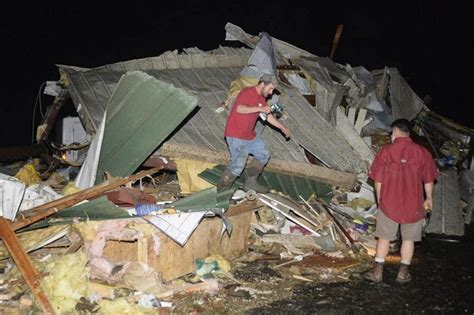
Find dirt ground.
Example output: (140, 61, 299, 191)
(172, 224, 474, 314)
(1, 223, 472, 314)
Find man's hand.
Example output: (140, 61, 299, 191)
(280, 126, 290, 138)
(265, 114, 290, 139)
(374, 181, 381, 205)
(424, 182, 434, 211)
(424, 198, 433, 211)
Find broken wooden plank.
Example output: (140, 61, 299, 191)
(142, 156, 177, 170)
(36, 89, 70, 144)
(314, 199, 362, 253)
(0, 218, 54, 314)
(329, 24, 344, 60)
(336, 107, 374, 164)
(259, 194, 323, 229)
(258, 195, 321, 237)
(87, 281, 122, 300)
(158, 143, 357, 189)
(354, 108, 367, 134)
(347, 107, 356, 125)
(293, 274, 313, 282)
(137, 238, 148, 265)
(12, 166, 164, 231)
(376, 66, 389, 100)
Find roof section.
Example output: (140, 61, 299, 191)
(388, 68, 426, 121)
(95, 71, 198, 183)
(60, 48, 366, 173)
(59, 47, 251, 133)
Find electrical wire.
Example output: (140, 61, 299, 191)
(31, 81, 47, 144)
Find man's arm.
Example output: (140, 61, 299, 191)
(266, 114, 290, 138)
(236, 104, 270, 114)
(423, 182, 434, 210)
(374, 181, 382, 204)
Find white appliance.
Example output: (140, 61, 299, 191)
(60, 116, 87, 162)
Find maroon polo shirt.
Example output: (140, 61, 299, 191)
(369, 137, 439, 223)
(224, 86, 266, 140)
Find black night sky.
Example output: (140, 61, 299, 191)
(1, 1, 472, 146)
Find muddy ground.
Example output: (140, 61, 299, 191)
(173, 224, 474, 314)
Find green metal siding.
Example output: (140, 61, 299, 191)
(95, 71, 198, 184)
(199, 165, 333, 204)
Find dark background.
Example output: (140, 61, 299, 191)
(1, 1, 472, 146)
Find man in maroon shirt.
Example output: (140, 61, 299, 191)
(365, 119, 439, 284)
(216, 74, 290, 194)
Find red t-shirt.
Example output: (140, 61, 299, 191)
(369, 137, 439, 223)
(224, 86, 266, 140)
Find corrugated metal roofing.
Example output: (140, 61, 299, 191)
(293, 57, 346, 125)
(170, 187, 234, 210)
(199, 165, 334, 204)
(388, 68, 426, 121)
(18, 196, 130, 231)
(55, 196, 130, 221)
(60, 47, 251, 133)
(95, 71, 198, 183)
(60, 48, 366, 173)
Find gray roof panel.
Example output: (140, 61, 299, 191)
(60, 49, 365, 173)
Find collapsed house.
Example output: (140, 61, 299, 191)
(0, 23, 473, 313)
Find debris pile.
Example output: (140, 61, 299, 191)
(0, 23, 472, 313)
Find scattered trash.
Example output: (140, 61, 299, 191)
(195, 255, 231, 278)
(137, 293, 161, 308)
(135, 203, 164, 216)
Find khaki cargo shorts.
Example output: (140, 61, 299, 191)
(375, 210, 423, 242)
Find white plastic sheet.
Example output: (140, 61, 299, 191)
(0, 173, 26, 220)
(19, 184, 62, 211)
(75, 111, 106, 189)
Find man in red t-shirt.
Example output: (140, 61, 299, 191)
(217, 74, 290, 194)
(365, 119, 439, 284)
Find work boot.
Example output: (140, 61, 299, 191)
(364, 262, 384, 283)
(243, 160, 269, 194)
(216, 169, 238, 206)
(395, 264, 412, 284)
(216, 169, 237, 193)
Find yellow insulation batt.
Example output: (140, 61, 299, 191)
(175, 158, 216, 194)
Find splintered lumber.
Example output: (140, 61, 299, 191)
(12, 166, 164, 231)
(376, 66, 389, 100)
(87, 281, 124, 300)
(0, 218, 54, 314)
(37, 89, 70, 144)
(314, 199, 361, 253)
(329, 24, 344, 60)
(354, 108, 367, 134)
(258, 194, 321, 236)
(293, 274, 313, 282)
(142, 156, 177, 170)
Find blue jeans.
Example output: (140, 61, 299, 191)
(226, 136, 270, 176)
